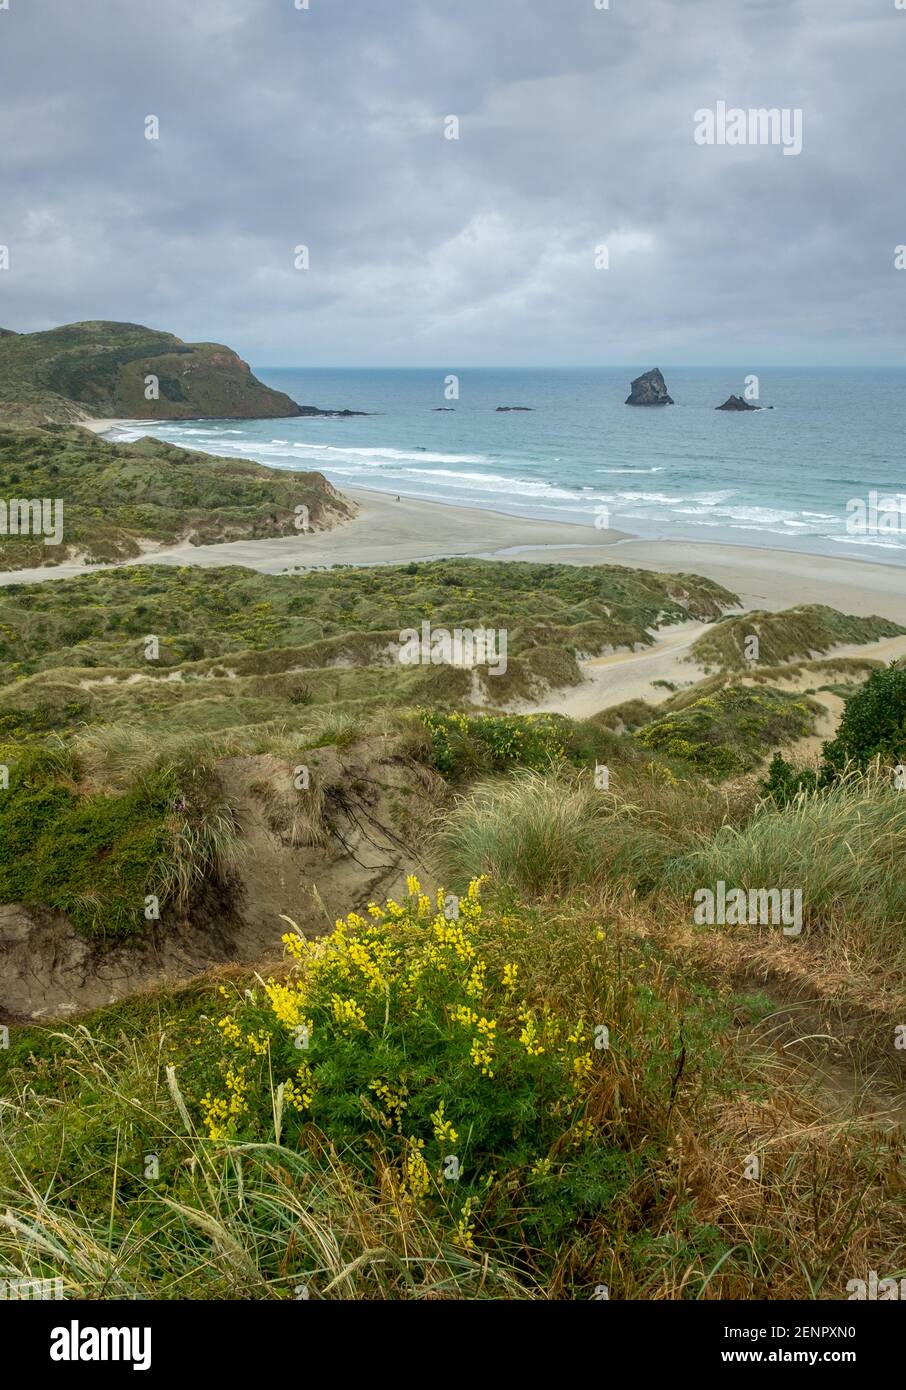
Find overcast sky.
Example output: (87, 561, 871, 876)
(0, 0, 904, 366)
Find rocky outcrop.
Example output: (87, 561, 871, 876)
(717, 394, 760, 411)
(496, 405, 533, 411)
(625, 369, 674, 406)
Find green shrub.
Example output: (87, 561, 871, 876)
(420, 710, 567, 776)
(760, 751, 818, 806)
(633, 686, 814, 778)
(184, 880, 636, 1262)
(822, 662, 906, 773)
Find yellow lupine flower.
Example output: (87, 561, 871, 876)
(430, 1101, 459, 1146)
(329, 993, 367, 1033)
(265, 980, 307, 1030)
(403, 1139, 431, 1200)
(217, 1015, 243, 1048)
(281, 931, 308, 961)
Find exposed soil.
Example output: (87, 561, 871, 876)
(0, 738, 444, 1022)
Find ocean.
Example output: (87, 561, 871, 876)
(108, 367, 906, 566)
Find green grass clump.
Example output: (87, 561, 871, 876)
(668, 772, 906, 970)
(436, 770, 681, 897)
(0, 744, 239, 936)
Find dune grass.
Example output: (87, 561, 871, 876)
(0, 887, 901, 1300)
(690, 604, 904, 672)
(667, 771, 906, 971)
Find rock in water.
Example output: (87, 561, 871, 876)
(716, 394, 760, 411)
(625, 369, 674, 406)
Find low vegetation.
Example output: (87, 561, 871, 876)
(0, 549, 903, 1301)
(0, 425, 351, 568)
(689, 603, 904, 671)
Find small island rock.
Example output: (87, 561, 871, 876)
(625, 369, 674, 406)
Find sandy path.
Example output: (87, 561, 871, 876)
(511, 630, 906, 724)
(507, 621, 712, 718)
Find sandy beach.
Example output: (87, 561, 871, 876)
(4, 420, 901, 627)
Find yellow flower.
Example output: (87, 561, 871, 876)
(330, 993, 368, 1033)
(265, 980, 307, 1030)
(518, 1013, 545, 1057)
(281, 931, 308, 961)
(370, 1079, 408, 1130)
(217, 1015, 243, 1048)
(502, 962, 519, 989)
(430, 1101, 459, 1146)
(456, 1197, 477, 1250)
(403, 1139, 431, 1201)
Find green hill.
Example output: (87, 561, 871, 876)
(0, 424, 353, 568)
(0, 320, 302, 424)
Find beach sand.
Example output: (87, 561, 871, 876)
(8, 422, 905, 627)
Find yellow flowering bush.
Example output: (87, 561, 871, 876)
(190, 877, 610, 1248)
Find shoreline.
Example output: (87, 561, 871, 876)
(3, 418, 897, 624)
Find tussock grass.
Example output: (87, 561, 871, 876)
(667, 771, 906, 971)
(0, 1017, 527, 1300)
(436, 769, 681, 896)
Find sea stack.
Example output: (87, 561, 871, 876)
(716, 394, 760, 411)
(625, 368, 674, 406)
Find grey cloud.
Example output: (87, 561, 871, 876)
(0, 0, 903, 365)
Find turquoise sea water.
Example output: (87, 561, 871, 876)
(109, 367, 906, 566)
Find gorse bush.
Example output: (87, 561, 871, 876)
(421, 709, 567, 776)
(185, 879, 633, 1260)
(633, 686, 815, 779)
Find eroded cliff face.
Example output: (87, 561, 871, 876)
(0, 739, 443, 1022)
